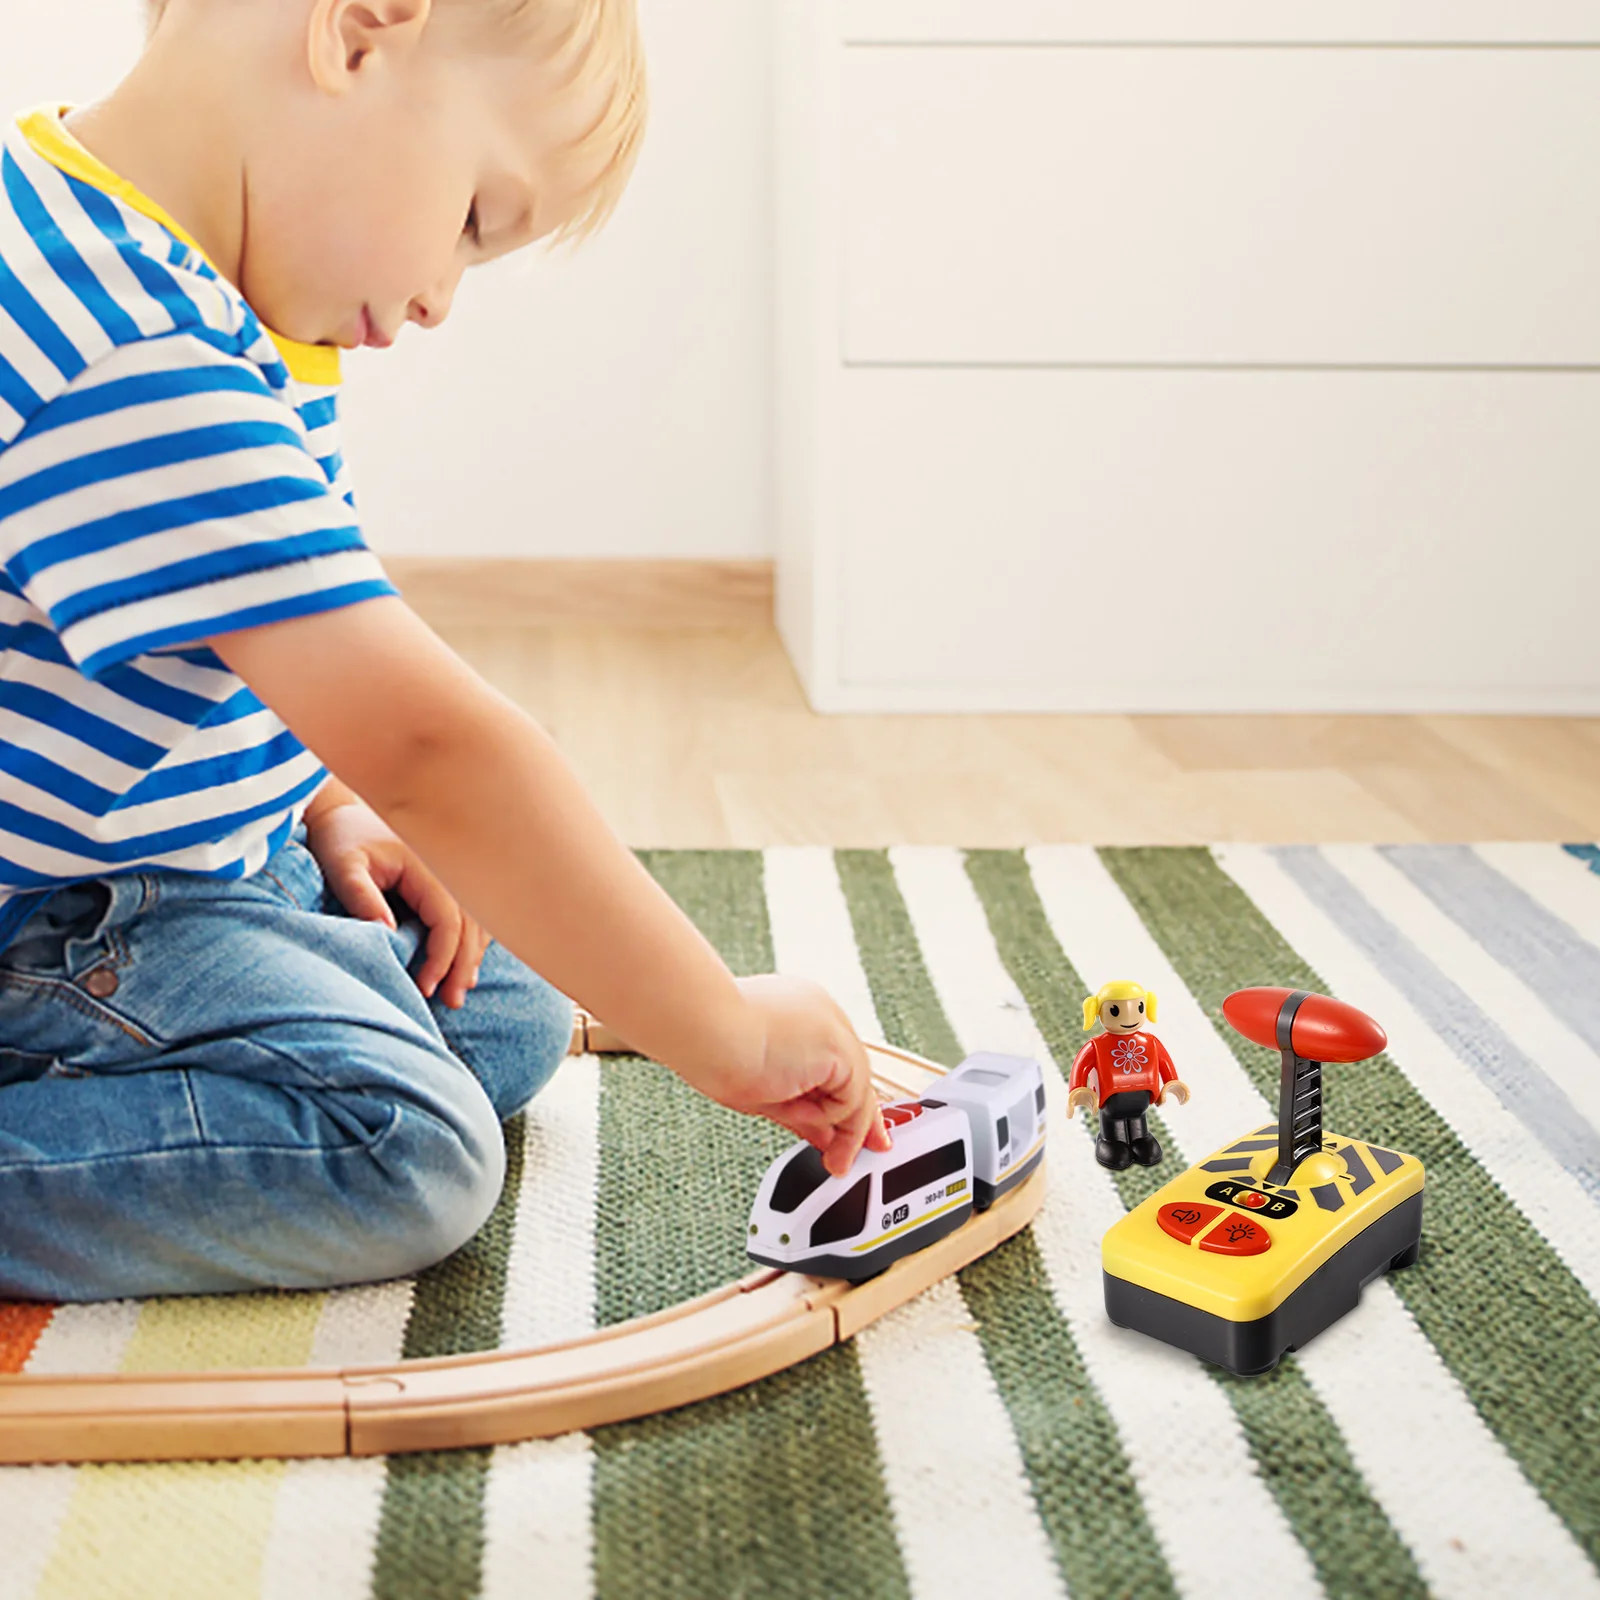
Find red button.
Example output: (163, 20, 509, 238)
(1238, 1191, 1268, 1209)
(1199, 1215, 1272, 1256)
(881, 1103, 924, 1140)
(1157, 1202, 1224, 1245)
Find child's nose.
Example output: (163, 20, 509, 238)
(408, 275, 460, 330)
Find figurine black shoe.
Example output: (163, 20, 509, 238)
(1096, 1137, 1133, 1171)
(1129, 1134, 1163, 1167)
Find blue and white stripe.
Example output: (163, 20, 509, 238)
(0, 107, 395, 952)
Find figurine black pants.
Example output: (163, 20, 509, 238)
(1096, 1089, 1163, 1169)
(1100, 1090, 1153, 1148)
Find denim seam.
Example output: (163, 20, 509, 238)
(221, 1017, 458, 1098)
(257, 867, 294, 902)
(0, 1104, 401, 1172)
(0, 969, 162, 1047)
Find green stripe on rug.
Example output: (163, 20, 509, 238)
(965, 849, 1429, 1599)
(369, 1113, 529, 1600)
(590, 851, 908, 1600)
(834, 848, 1175, 1600)
(1101, 845, 1600, 1569)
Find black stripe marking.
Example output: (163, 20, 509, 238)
(1226, 1138, 1280, 1154)
(1367, 1145, 1406, 1176)
(1202, 1158, 1256, 1173)
(1313, 1184, 1345, 1213)
(1340, 1143, 1375, 1195)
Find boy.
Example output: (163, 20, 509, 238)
(0, 0, 888, 1302)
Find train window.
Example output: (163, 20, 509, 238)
(1035, 1084, 1046, 1113)
(882, 1139, 968, 1204)
(996, 1116, 1010, 1151)
(770, 1146, 829, 1214)
(810, 1175, 871, 1248)
(1009, 1096, 1033, 1147)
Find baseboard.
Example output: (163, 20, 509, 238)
(380, 558, 775, 629)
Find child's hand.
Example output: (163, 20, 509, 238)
(304, 797, 490, 1009)
(688, 975, 892, 1177)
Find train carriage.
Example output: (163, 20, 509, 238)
(937, 1053, 1047, 1207)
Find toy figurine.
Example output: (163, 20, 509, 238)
(1068, 981, 1190, 1170)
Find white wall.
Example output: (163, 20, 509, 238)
(0, 0, 773, 559)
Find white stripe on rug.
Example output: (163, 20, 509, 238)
(307, 1282, 415, 1370)
(1036, 844, 1600, 1600)
(260, 1226, 415, 1596)
(1217, 845, 1600, 1305)
(0, 1466, 78, 1600)
(762, 847, 1062, 1600)
(481, 1053, 602, 1600)
(260, 1457, 391, 1600)
(889, 847, 1320, 1600)
(1474, 844, 1600, 952)
(1326, 845, 1600, 1143)
(259, 1285, 407, 1599)
(23, 1302, 142, 1376)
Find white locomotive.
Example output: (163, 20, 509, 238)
(747, 1053, 1047, 1281)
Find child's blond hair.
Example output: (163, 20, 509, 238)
(144, 0, 646, 242)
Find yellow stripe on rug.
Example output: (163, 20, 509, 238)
(35, 1290, 326, 1600)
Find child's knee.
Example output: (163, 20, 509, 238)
(342, 1061, 508, 1281)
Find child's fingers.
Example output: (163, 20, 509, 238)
(820, 1038, 884, 1176)
(764, 1100, 834, 1148)
(399, 863, 465, 999)
(438, 919, 487, 1009)
(326, 859, 397, 928)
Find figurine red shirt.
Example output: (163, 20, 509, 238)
(1069, 1030, 1179, 1105)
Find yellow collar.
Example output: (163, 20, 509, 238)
(16, 104, 341, 389)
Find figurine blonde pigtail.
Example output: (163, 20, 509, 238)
(1084, 980, 1159, 1029)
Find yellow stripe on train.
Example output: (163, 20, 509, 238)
(852, 1193, 970, 1252)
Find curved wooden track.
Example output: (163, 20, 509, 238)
(0, 1028, 1045, 1465)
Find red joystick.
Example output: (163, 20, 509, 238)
(1221, 988, 1387, 1187)
(1223, 988, 1386, 1063)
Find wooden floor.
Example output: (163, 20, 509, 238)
(440, 623, 1600, 847)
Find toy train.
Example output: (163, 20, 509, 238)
(748, 1053, 1047, 1281)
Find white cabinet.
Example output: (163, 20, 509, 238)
(775, 1, 1600, 712)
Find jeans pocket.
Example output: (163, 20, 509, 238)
(0, 1043, 57, 1089)
(1, 882, 113, 980)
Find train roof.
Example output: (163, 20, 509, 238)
(943, 1053, 1044, 1098)
(754, 1101, 971, 1220)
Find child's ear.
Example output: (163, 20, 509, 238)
(307, 0, 432, 93)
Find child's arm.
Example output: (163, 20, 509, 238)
(211, 594, 889, 1174)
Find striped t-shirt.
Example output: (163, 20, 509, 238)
(0, 104, 399, 955)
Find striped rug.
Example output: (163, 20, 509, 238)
(3, 845, 1600, 1600)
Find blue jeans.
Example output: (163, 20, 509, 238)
(0, 826, 572, 1302)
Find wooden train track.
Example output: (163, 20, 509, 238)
(0, 1024, 1045, 1465)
